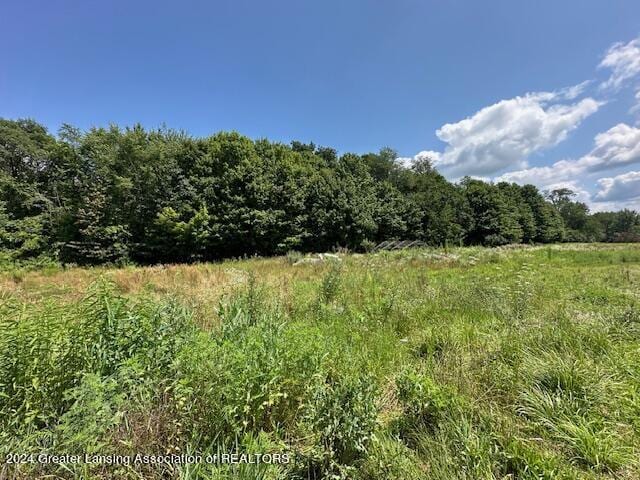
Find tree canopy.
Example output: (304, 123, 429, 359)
(1, 118, 638, 264)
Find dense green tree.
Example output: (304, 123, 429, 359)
(0, 120, 56, 259)
(362, 148, 402, 183)
(403, 158, 470, 246)
(372, 181, 410, 241)
(521, 185, 565, 243)
(497, 182, 537, 243)
(545, 188, 601, 241)
(1, 117, 637, 265)
(592, 209, 640, 242)
(461, 179, 522, 246)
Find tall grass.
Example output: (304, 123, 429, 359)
(1, 244, 639, 478)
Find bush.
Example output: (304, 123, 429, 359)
(301, 372, 378, 478)
(395, 370, 459, 435)
(485, 234, 509, 247)
(360, 239, 376, 253)
(0, 281, 192, 453)
(174, 296, 325, 443)
(54, 373, 125, 454)
(285, 250, 304, 265)
(319, 261, 343, 304)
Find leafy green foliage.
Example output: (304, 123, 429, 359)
(2, 118, 637, 266)
(396, 369, 459, 435)
(1, 245, 640, 478)
(0, 282, 191, 442)
(302, 373, 378, 478)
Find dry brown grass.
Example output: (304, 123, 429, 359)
(0, 257, 337, 331)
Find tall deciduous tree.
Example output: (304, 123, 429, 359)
(1, 117, 637, 265)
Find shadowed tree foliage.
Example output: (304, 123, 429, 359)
(461, 178, 523, 246)
(0, 118, 637, 264)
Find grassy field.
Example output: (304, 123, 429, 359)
(1, 244, 639, 479)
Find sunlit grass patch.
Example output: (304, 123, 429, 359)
(1, 244, 639, 478)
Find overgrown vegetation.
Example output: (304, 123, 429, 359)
(1, 244, 639, 479)
(2, 118, 639, 266)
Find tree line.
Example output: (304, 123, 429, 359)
(1, 118, 639, 265)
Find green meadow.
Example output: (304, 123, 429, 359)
(1, 243, 639, 479)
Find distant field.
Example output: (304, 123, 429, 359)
(1, 244, 639, 479)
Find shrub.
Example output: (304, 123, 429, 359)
(395, 370, 459, 436)
(174, 302, 324, 444)
(360, 239, 376, 253)
(485, 234, 509, 247)
(0, 281, 192, 453)
(285, 250, 304, 265)
(301, 372, 378, 478)
(319, 261, 343, 304)
(53, 373, 125, 454)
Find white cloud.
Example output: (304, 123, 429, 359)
(397, 36, 640, 211)
(426, 36, 640, 182)
(599, 37, 640, 90)
(560, 80, 592, 100)
(594, 170, 640, 202)
(431, 91, 601, 178)
(588, 123, 640, 170)
(397, 150, 440, 167)
(497, 123, 640, 186)
(589, 197, 640, 212)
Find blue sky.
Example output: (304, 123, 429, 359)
(2, 0, 640, 210)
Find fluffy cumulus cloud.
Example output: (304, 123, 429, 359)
(595, 170, 640, 202)
(399, 36, 640, 210)
(599, 37, 640, 90)
(424, 90, 601, 179)
(497, 123, 640, 186)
